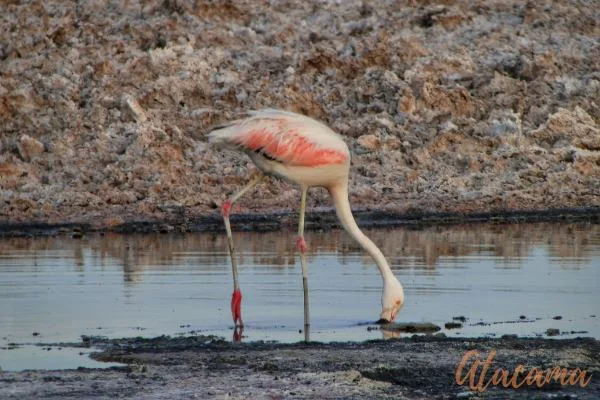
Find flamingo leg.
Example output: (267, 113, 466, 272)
(297, 187, 310, 342)
(222, 174, 264, 327)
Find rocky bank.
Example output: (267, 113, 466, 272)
(1, 0, 599, 229)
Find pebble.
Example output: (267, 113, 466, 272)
(444, 322, 463, 329)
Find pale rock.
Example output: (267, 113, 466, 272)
(398, 87, 416, 114)
(148, 47, 177, 67)
(104, 190, 138, 205)
(384, 137, 402, 150)
(488, 71, 521, 95)
(375, 117, 395, 131)
(357, 135, 381, 151)
(235, 89, 248, 103)
(411, 149, 431, 166)
(490, 118, 519, 137)
(121, 95, 147, 123)
(439, 121, 458, 133)
(555, 76, 583, 97)
(530, 106, 598, 146)
(17, 135, 45, 162)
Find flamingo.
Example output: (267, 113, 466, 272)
(209, 109, 404, 332)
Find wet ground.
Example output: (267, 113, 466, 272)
(1, 335, 599, 399)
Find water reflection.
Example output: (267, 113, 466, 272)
(1, 222, 598, 278)
(0, 222, 598, 355)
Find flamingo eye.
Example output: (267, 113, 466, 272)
(395, 300, 401, 305)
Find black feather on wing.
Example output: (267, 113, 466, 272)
(253, 147, 280, 162)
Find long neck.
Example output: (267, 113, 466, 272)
(328, 183, 395, 282)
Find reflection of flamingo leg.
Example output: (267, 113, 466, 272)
(221, 174, 264, 327)
(296, 188, 310, 342)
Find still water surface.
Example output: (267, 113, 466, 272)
(1, 222, 599, 370)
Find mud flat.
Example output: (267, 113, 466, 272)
(1, 335, 598, 399)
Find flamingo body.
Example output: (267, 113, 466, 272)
(209, 109, 350, 187)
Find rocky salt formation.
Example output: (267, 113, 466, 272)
(0, 0, 598, 228)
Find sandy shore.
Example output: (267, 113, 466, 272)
(1, 335, 598, 399)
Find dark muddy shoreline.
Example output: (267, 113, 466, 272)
(1, 335, 598, 399)
(1, 206, 599, 237)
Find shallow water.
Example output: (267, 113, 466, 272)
(1, 222, 599, 371)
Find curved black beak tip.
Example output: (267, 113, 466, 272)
(376, 318, 391, 325)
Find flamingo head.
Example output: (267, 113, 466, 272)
(377, 276, 405, 324)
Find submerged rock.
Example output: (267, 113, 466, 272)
(445, 322, 463, 329)
(380, 322, 441, 333)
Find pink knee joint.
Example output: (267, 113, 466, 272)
(296, 237, 307, 253)
(221, 200, 232, 218)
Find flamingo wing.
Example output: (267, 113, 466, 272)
(208, 110, 349, 167)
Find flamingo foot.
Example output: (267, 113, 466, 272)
(231, 289, 243, 327)
(296, 237, 307, 253)
(221, 200, 233, 218)
(233, 325, 243, 342)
